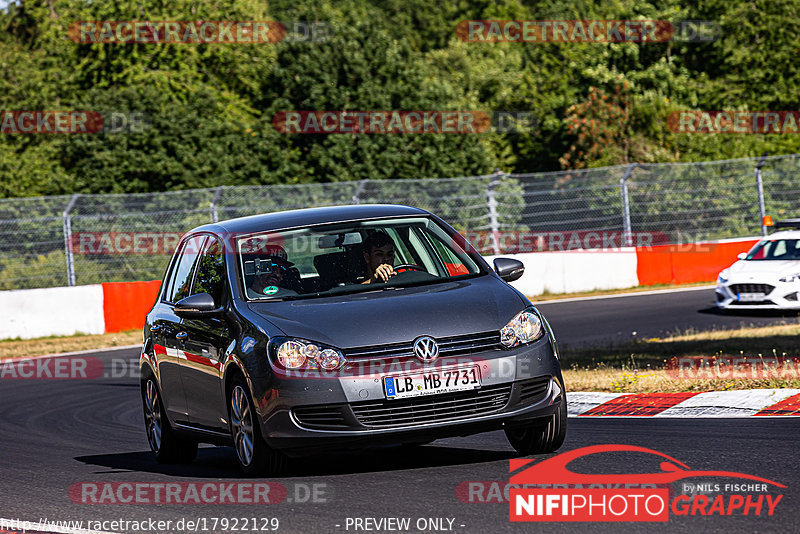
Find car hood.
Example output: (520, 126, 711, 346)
(726, 260, 800, 278)
(246, 275, 527, 349)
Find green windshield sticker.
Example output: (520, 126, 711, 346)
(263, 286, 279, 295)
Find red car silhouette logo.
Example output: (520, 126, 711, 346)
(510, 444, 785, 487)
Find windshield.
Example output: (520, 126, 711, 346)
(237, 216, 483, 300)
(745, 239, 800, 260)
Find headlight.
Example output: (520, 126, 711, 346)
(717, 269, 729, 283)
(500, 309, 544, 348)
(779, 273, 800, 283)
(274, 339, 346, 371)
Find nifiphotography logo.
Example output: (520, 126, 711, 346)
(508, 444, 785, 522)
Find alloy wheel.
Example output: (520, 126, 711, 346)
(230, 385, 254, 467)
(144, 380, 162, 452)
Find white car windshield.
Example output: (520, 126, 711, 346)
(745, 239, 800, 260)
(237, 216, 482, 300)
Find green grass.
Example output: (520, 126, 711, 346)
(561, 322, 800, 391)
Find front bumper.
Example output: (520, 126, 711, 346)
(716, 279, 800, 309)
(251, 336, 563, 456)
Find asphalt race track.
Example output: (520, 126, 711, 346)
(536, 286, 800, 347)
(2, 287, 798, 534)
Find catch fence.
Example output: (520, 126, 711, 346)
(1, 153, 797, 289)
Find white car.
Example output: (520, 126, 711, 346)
(716, 227, 800, 310)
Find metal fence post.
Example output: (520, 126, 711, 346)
(351, 179, 369, 204)
(210, 186, 224, 223)
(756, 152, 769, 236)
(487, 169, 503, 255)
(620, 163, 637, 247)
(62, 194, 80, 286)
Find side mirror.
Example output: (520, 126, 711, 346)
(174, 293, 223, 318)
(737, 252, 747, 260)
(493, 258, 525, 282)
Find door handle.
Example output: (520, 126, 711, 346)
(176, 331, 189, 341)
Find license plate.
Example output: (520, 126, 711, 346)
(383, 365, 481, 400)
(737, 292, 765, 302)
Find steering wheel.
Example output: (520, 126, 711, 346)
(393, 264, 426, 274)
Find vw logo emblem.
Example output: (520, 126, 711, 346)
(413, 336, 439, 363)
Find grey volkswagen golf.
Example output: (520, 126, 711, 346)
(140, 204, 566, 474)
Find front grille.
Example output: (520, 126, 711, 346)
(292, 405, 351, 429)
(351, 383, 512, 428)
(729, 283, 774, 295)
(518, 376, 551, 404)
(344, 331, 501, 364)
(730, 300, 775, 306)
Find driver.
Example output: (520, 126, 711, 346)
(251, 245, 295, 295)
(361, 231, 397, 284)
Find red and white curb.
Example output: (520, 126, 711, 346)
(568, 389, 800, 417)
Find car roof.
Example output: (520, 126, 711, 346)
(766, 229, 800, 239)
(190, 204, 431, 237)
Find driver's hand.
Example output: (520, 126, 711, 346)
(372, 263, 396, 283)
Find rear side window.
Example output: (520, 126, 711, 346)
(165, 235, 207, 303)
(193, 238, 227, 305)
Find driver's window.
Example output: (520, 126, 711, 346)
(193, 237, 226, 305)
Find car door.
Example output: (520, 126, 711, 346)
(178, 236, 232, 432)
(158, 234, 207, 424)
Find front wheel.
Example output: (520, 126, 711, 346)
(228, 376, 287, 476)
(504, 386, 567, 455)
(142, 377, 197, 463)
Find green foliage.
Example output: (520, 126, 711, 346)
(60, 86, 304, 193)
(1, 0, 800, 188)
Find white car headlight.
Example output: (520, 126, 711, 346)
(274, 339, 346, 371)
(717, 269, 729, 283)
(779, 273, 800, 283)
(500, 309, 544, 348)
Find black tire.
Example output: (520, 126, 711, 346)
(142, 377, 198, 464)
(228, 375, 287, 476)
(505, 385, 567, 455)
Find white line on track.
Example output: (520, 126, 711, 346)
(531, 284, 715, 305)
